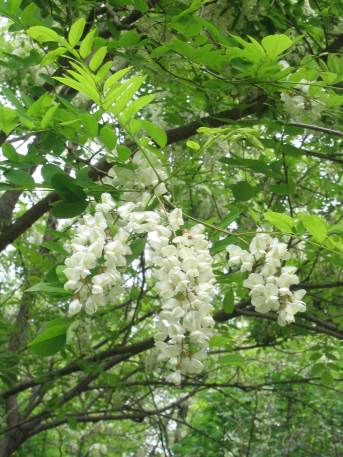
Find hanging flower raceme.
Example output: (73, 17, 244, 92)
(64, 193, 131, 315)
(103, 151, 168, 205)
(226, 234, 306, 326)
(147, 210, 216, 385)
(63, 199, 217, 383)
(62, 144, 217, 382)
(111, 205, 217, 383)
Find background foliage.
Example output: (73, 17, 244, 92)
(0, 0, 343, 456)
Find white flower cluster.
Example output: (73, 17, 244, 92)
(89, 443, 108, 456)
(111, 205, 216, 383)
(227, 234, 306, 326)
(64, 193, 130, 315)
(63, 147, 217, 381)
(149, 211, 216, 385)
(280, 76, 326, 122)
(103, 150, 168, 205)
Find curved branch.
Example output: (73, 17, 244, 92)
(0, 96, 267, 253)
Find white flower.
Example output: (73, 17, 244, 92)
(149, 216, 216, 378)
(68, 299, 82, 316)
(168, 208, 184, 231)
(243, 273, 264, 289)
(230, 235, 306, 325)
(226, 244, 248, 266)
(166, 371, 182, 385)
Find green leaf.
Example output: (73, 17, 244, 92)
(2, 143, 21, 162)
(0, 105, 18, 135)
(21, 2, 42, 26)
(89, 46, 107, 72)
(117, 145, 131, 161)
(95, 61, 113, 84)
(231, 181, 257, 201)
(41, 47, 67, 66)
(129, 238, 147, 258)
(119, 29, 143, 47)
(261, 34, 293, 60)
(140, 120, 167, 148)
(8, 0, 22, 13)
(219, 354, 245, 366)
(81, 113, 98, 138)
(104, 66, 132, 91)
(29, 322, 70, 356)
(41, 104, 59, 128)
(27, 26, 62, 44)
(264, 211, 294, 233)
(121, 95, 155, 125)
(52, 199, 88, 218)
(50, 173, 86, 200)
(68, 17, 86, 47)
(328, 223, 343, 238)
(79, 29, 96, 59)
(209, 335, 231, 348)
(223, 288, 234, 314)
(186, 140, 200, 151)
(132, 0, 148, 13)
(110, 75, 145, 114)
(221, 157, 282, 179)
(298, 214, 328, 243)
(99, 125, 117, 150)
(26, 282, 71, 295)
(5, 169, 34, 188)
(41, 164, 64, 186)
(103, 75, 142, 110)
(53, 76, 100, 104)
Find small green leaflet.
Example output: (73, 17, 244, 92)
(41, 104, 59, 128)
(117, 145, 132, 161)
(209, 335, 231, 348)
(99, 125, 117, 150)
(52, 199, 88, 218)
(0, 105, 18, 134)
(129, 238, 147, 259)
(41, 164, 64, 186)
(26, 282, 71, 296)
(41, 48, 67, 66)
(79, 29, 96, 59)
(53, 75, 100, 104)
(218, 354, 245, 366)
(5, 169, 34, 188)
(89, 46, 107, 72)
(223, 288, 234, 314)
(231, 181, 257, 201)
(68, 17, 86, 47)
(50, 173, 86, 200)
(264, 211, 294, 233)
(186, 140, 200, 151)
(140, 120, 167, 148)
(29, 319, 70, 356)
(103, 67, 132, 92)
(120, 95, 155, 125)
(261, 34, 293, 60)
(298, 214, 328, 243)
(27, 26, 63, 44)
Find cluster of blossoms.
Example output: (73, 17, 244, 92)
(148, 210, 216, 385)
(64, 193, 131, 315)
(64, 186, 216, 382)
(112, 206, 216, 384)
(103, 150, 168, 205)
(227, 234, 306, 326)
(64, 151, 168, 316)
(279, 63, 326, 123)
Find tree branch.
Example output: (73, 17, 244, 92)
(0, 96, 267, 253)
